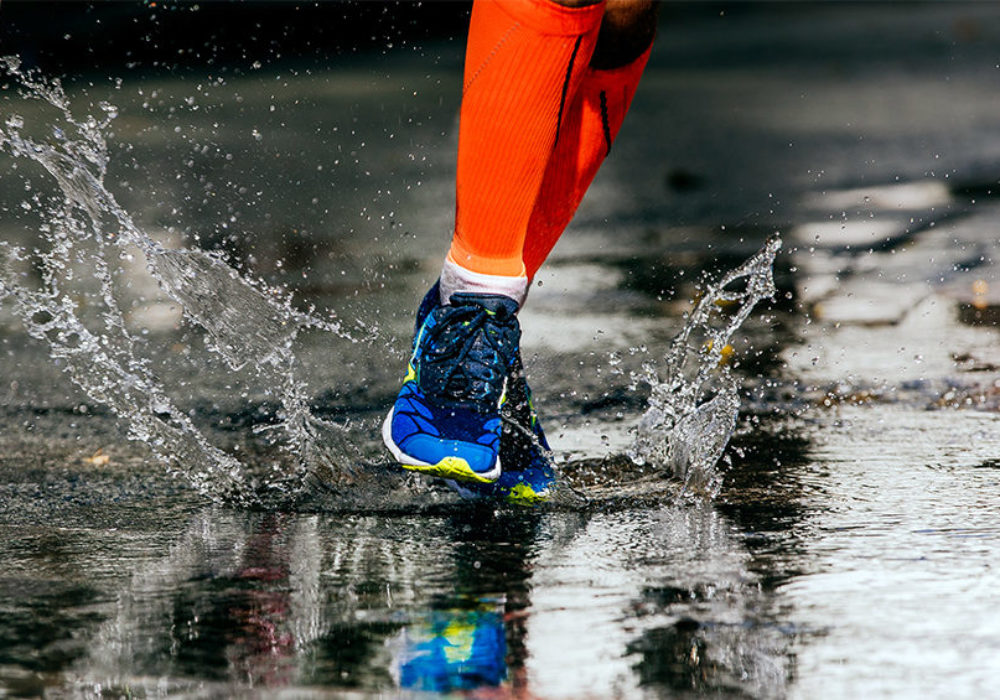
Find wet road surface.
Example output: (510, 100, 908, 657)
(4, 3, 1000, 697)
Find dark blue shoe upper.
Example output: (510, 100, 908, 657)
(416, 293, 520, 412)
(387, 286, 522, 477)
(412, 281, 443, 339)
(410, 286, 556, 500)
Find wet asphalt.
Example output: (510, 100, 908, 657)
(4, 3, 1000, 697)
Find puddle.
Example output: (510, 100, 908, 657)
(5, 3, 1000, 697)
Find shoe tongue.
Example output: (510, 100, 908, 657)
(448, 292, 519, 317)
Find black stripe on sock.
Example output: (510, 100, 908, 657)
(599, 89, 612, 155)
(554, 35, 584, 147)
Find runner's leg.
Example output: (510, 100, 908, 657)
(442, 0, 605, 305)
(522, 0, 657, 279)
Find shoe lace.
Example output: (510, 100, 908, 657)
(424, 301, 518, 403)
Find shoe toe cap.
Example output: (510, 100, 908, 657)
(399, 432, 498, 476)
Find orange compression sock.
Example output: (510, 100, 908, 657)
(522, 45, 651, 280)
(448, 0, 605, 285)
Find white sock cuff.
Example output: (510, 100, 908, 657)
(439, 258, 528, 308)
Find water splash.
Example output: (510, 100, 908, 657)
(631, 235, 781, 497)
(0, 58, 781, 509)
(0, 58, 358, 503)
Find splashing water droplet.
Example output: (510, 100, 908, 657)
(630, 235, 781, 498)
(0, 59, 360, 504)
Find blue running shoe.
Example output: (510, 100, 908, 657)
(448, 352, 557, 505)
(383, 285, 521, 483)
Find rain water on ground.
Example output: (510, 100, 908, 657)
(3, 3, 1000, 698)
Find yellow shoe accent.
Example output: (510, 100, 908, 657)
(402, 457, 497, 483)
(505, 482, 548, 506)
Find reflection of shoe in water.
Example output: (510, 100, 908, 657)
(390, 604, 507, 692)
(383, 283, 521, 484)
(449, 353, 556, 505)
